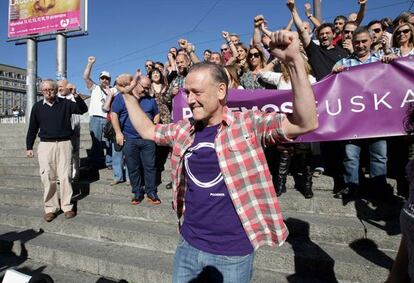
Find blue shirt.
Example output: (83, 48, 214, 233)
(334, 52, 380, 68)
(111, 94, 159, 139)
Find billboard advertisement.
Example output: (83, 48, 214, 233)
(8, 0, 87, 39)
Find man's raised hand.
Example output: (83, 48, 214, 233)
(269, 30, 301, 64)
(286, 0, 296, 11)
(87, 56, 96, 64)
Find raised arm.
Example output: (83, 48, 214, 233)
(269, 30, 318, 137)
(83, 56, 96, 90)
(304, 2, 321, 28)
(222, 31, 238, 65)
(179, 39, 199, 64)
(287, 0, 311, 48)
(253, 15, 265, 47)
(355, 0, 367, 26)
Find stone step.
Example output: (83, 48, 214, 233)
(0, 224, 173, 283)
(0, 221, 395, 283)
(0, 254, 320, 283)
(0, 189, 402, 250)
(0, 165, 338, 193)
(0, 255, 120, 283)
(0, 172, 402, 220)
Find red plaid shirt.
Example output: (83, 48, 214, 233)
(154, 106, 289, 250)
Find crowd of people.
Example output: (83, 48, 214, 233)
(25, 0, 414, 282)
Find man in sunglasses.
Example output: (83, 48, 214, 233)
(145, 60, 154, 76)
(117, 29, 318, 283)
(368, 20, 391, 55)
(83, 56, 116, 170)
(111, 75, 161, 205)
(341, 21, 358, 54)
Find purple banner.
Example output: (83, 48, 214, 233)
(173, 57, 414, 142)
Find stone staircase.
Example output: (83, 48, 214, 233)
(0, 123, 404, 283)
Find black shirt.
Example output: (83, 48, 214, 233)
(305, 41, 348, 81)
(26, 96, 88, 150)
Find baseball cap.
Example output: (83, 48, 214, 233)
(99, 71, 111, 79)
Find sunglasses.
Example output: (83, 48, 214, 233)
(396, 29, 410, 36)
(145, 64, 153, 68)
(343, 30, 354, 34)
(221, 48, 228, 52)
(138, 81, 150, 91)
(371, 28, 382, 33)
(100, 76, 110, 80)
(249, 52, 260, 58)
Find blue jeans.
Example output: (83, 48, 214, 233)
(89, 116, 108, 168)
(343, 139, 387, 187)
(112, 143, 127, 182)
(123, 138, 156, 197)
(173, 236, 255, 283)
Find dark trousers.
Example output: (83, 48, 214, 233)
(123, 138, 157, 197)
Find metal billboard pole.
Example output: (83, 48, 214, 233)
(56, 33, 67, 80)
(26, 38, 37, 124)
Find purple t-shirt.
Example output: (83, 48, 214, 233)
(181, 124, 253, 256)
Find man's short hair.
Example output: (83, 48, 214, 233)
(204, 49, 212, 54)
(188, 62, 229, 90)
(316, 23, 335, 35)
(334, 15, 348, 23)
(352, 26, 372, 40)
(344, 21, 358, 30)
(40, 79, 57, 90)
(367, 20, 383, 30)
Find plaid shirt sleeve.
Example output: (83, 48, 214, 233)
(250, 110, 292, 146)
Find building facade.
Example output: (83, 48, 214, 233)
(0, 63, 41, 117)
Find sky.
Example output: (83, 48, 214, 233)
(0, 0, 412, 95)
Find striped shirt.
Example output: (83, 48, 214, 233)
(334, 52, 380, 68)
(154, 106, 290, 250)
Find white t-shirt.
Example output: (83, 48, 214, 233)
(258, 71, 316, 90)
(88, 84, 116, 117)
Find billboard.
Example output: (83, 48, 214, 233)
(8, 0, 87, 40)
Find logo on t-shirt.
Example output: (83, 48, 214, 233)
(184, 142, 224, 189)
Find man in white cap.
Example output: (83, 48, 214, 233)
(83, 56, 116, 169)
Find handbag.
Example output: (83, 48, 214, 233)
(103, 121, 115, 140)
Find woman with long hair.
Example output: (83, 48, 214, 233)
(392, 23, 414, 57)
(240, 46, 270, 89)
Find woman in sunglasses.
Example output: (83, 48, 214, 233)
(239, 47, 271, 89)
(391, 23, 414, 57)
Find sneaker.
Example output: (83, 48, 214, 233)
(147, 193, 161, 205)
(131, 195, 145, 205)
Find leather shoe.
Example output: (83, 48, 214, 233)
(64, 210, 76, 219)
(43, 212, 57, 222)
